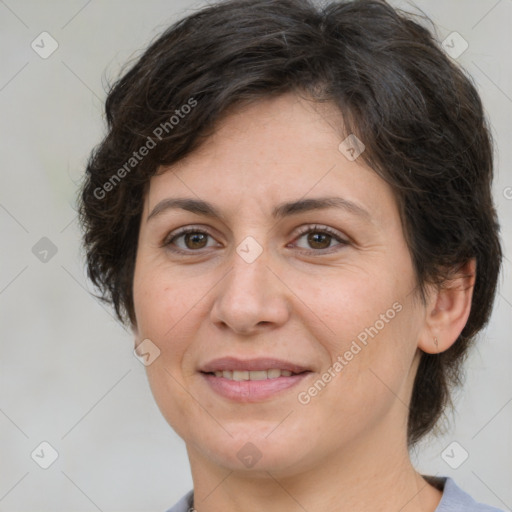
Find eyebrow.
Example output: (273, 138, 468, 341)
(147, 196, 371, 222)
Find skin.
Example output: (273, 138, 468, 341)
(132, 92, 475, 512)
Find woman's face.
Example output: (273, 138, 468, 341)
(133, 92, 428, 475)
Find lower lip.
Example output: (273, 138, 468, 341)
(201, 372, 311, 402)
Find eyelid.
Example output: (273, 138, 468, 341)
(161, 225, 220, 248)
(162, 223, 349, 253)
(292, 224, 348, 243)
(289, 224, 349, 252)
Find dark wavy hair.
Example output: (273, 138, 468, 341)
(78, 0, 502, 446)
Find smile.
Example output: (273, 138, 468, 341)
(198, 357, 313, 401)
(209, 369, 299, 380)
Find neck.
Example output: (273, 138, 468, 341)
(186, 422, 442, 512)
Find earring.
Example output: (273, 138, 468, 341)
(434, 336, 439, 352)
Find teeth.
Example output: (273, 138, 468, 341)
(249, 370, 268, 381)
(233, 370, 249, 381)
(212, 369, 298, 380)
(267, 368, 282, 379)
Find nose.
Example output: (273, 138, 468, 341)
(209, 244, 291, 335)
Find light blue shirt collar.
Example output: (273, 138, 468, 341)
(165, 476, 505, 512)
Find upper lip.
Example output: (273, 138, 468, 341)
(200, 357, 311, 374)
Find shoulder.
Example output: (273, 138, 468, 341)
(434, 476, 506, 512)
(163, 489, 194, 512)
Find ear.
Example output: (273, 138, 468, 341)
(418, 258, 476, 354)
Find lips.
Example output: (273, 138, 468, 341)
(200, 357, 311, 374)
(212, 369, 294, 381)
(199, 357, 312, 402)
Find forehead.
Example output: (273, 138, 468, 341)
(145, 92, 397, 226)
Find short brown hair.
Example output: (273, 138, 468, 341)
(78, 0, 502, 446)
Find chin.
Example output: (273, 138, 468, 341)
(189, 428, 316, 475)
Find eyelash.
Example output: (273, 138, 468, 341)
(162, 224, 349, 255)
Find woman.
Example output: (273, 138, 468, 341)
(79, 0, 504, 510)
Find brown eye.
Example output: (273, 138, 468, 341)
(307, 232, 332, 249)
(183, 232, 208, 249)
(292, 225, 348, 253)
(164, 228, 218, 252)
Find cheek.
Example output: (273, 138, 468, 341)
(133, 274, 195, 439)
(297, 262, 412, 354)
(133, 256, 189, 341)
(295, 306, 420, 453)
(132, 256, 205, 419)
(296, 259, 420, 412)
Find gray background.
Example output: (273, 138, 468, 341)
(0, 1, 511, 511)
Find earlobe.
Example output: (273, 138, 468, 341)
(418, 258, 476, 354)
